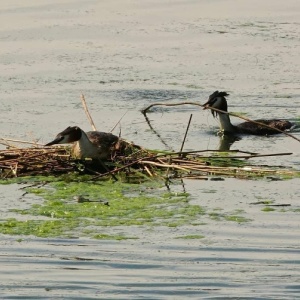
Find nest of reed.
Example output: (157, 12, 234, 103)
(0, 142, 297, 181)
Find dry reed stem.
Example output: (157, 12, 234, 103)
(110, 110, 128, 133)
(179, 114, 193, 154)
(141, 101, 202, 114)
(0, 138, 44, 147)
(141, 160, 191, 172)
(80, 94, 97, 131)
(144, 165, 153, 177)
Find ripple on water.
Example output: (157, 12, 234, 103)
(0, 237, 299, 299)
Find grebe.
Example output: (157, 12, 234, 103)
(45, 126, 130, 160)
(203, 91, 293, 135)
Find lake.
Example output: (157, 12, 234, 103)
(0, 0, 299, 298)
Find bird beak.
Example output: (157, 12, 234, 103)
(45, 136, 64, 146)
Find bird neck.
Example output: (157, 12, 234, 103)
(218, 113, 237, 133)
(72, 130, 98, 159)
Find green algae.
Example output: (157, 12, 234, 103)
(93, 234, 138, 240)
(209, 209, 251, 223)
(175, 234, 205, 239)
(0, 176, 205, 239)
(0, 218, 66, 237)
(262, 207, 276, 212)
(224, 215, 251, 223)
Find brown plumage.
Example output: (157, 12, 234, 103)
(45, 126, 135, 160)
(203, 91, 293, 135)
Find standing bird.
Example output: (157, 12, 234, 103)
(45, 126, 135, 160)
(203, 91, 293, 135)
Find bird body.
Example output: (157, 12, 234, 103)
(203, 91, 293, 135)
(45, 126, 124, 160)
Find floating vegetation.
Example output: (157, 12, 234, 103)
(0, 178, 205, 238)
(175, 234, 205, 239)
(261, 207, 276, 212)
(0, 143, 298, 181)
(224, 215, 251, 223)
(93, 234, 138, 240)
(209, 210, 251, 223)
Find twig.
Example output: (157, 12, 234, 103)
(141, 101, 202, 114)
(141, 160, 191, 172)
(0, 138, 43, 148)
(153, 149, 292, 159)
(80, 94, 97, 131)
(179, 114, 193, 155)
(96, 158, 118, 182)
(205, 152, 293, 159)
(266, 204, 291, 207)
(184, 176, 208, 180)
(110, 110, 128, 133)
(144, 165, 153, 177)
(167, 152, 292, 160)
(164, 155, 172, 184)
(249, 201, 291, 207)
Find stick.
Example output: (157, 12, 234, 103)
(80, 94, 97, 131)
(153, 149, 292, 158)
(0, 138, 44, 146)
(179, 114, 193, 155)
(140, 160, 191, 172)
(205, 152, 293, 159)
(96, 158, 118, 182)
(110, 110, 128, 133)
(141, 101, 202, 114)
(144, 165, 153, 177)
(170, 152, 292, 160)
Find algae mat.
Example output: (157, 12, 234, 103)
(0, 177, 206, 239)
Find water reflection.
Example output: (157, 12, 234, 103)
(142, 110, 242, 152)
(142, 112, 173, 150)
(218, 134, 241, 151)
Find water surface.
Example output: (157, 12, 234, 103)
(0, 0, 299, 298)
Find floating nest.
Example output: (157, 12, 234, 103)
(0, 142, 297, 181)
(2, 94, 298, 181)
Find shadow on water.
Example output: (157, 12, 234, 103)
(217, 135, 241, 151)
